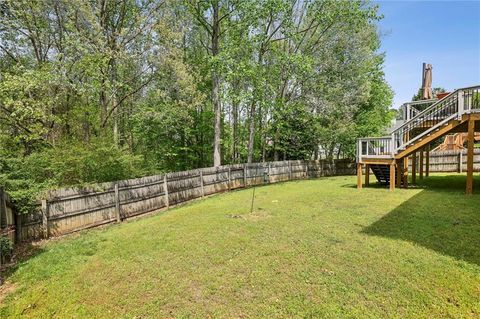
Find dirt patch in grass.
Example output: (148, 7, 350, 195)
(243, 209, 271, 222)
(0, 282, 17, 305)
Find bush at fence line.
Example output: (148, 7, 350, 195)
(0, 139, 147, 215)
(0, 236, 13, 262)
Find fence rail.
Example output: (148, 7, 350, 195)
(413, 149, 480, 172)
(4, 159, 354, 242)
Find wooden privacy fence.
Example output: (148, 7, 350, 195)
(11, 159, 354, 242)
(410, 149, 480, 172)
(0, 187, 16, 244)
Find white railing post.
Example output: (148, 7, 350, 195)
(457, 90, 465, 119)
(391, 133, 395, 156)
(357, 139, 361, 163)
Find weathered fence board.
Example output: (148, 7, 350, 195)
(5, 160, 355, 242)
(410, 149, 480, 172)
(0, 187, 16, 249)
(4, 152, 474, 243)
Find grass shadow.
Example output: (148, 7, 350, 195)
(363, 174, 480, 266)
(1, 242, 45, 283)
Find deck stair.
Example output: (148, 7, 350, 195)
(370, 164, 390, 185)
(358, 85, 480, 163)
(357, 84, 480, 191)
(370, 164, 404, 186)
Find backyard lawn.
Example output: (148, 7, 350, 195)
(1, 174, 479, 318)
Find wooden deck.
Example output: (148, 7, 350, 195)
(357, 85, 480, 195)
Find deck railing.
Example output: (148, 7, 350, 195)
(357, 85, 480, 162)
(357, 137, 393, 162)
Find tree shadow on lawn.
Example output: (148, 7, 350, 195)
(362, 174, 480, 266)
(1, 242, 45, 284)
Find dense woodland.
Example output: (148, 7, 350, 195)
(0, 0, 393, 211)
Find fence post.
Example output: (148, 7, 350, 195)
(0, 187, 5, 267)
(228, 166, 231, 190)
(268, 162, 271, 183)
(243, 164, 247, 187)
(200, 170, 205, 198)
(14, 208, 21, 243)
(114, 184, 121, 222)
(0, 187, 6, 230)
(289, 161, 292, 180)
(163, 174, 169, 209)
(41, 199, 49, 239)
(459, 152, 463, 173)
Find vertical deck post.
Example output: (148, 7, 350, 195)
(403, 157, 409, 188)
(419, 148, 424, 180)
(396, 159, 402, 188)
(466, 118, 475, 195)
(357, 163, 363, 189)
(365, 164, 370, 187)
(412, 152, 417, 184)
(389, 162, 395, 191)
(425, 144, 430, 177)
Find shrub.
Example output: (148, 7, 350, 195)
(0, 139, 148, 214)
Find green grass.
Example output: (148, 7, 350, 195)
(1, 174, 480, 318)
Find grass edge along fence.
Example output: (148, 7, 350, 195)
(3, 159, 355, 244)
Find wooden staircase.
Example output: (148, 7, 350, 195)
(356, 85, 480, 192)
(370, 164, 405, 186)
(370, 164, 391, 185)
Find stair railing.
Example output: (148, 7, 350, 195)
(392, 92, 458, 151)
(357, 85, 480, 163)
(392, 85, 480, 152)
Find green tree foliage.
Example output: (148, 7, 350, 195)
(412, 87, 446, 101)
(0, 0, 393, 211)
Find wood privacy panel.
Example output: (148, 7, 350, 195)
(411, 149, 480, 172)
(17, 160, 355, 241)
(9, 153, 477, 242)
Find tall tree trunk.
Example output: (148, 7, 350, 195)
(212, 2, 221, 167)
(262, 129, 267, 162)
(247, 100, 256, 163)
(232, 97, 239, 163)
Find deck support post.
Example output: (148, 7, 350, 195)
(403, 157, 409, 188)
(466, 118, 475, 195)
(357, 163, 363, 189)
(419, 148, 424, 180)
(389, 162, 395, 191)
(365, 164, 370, 187)
(412, 152, 417, 184)
(396, 159, 402, 188)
